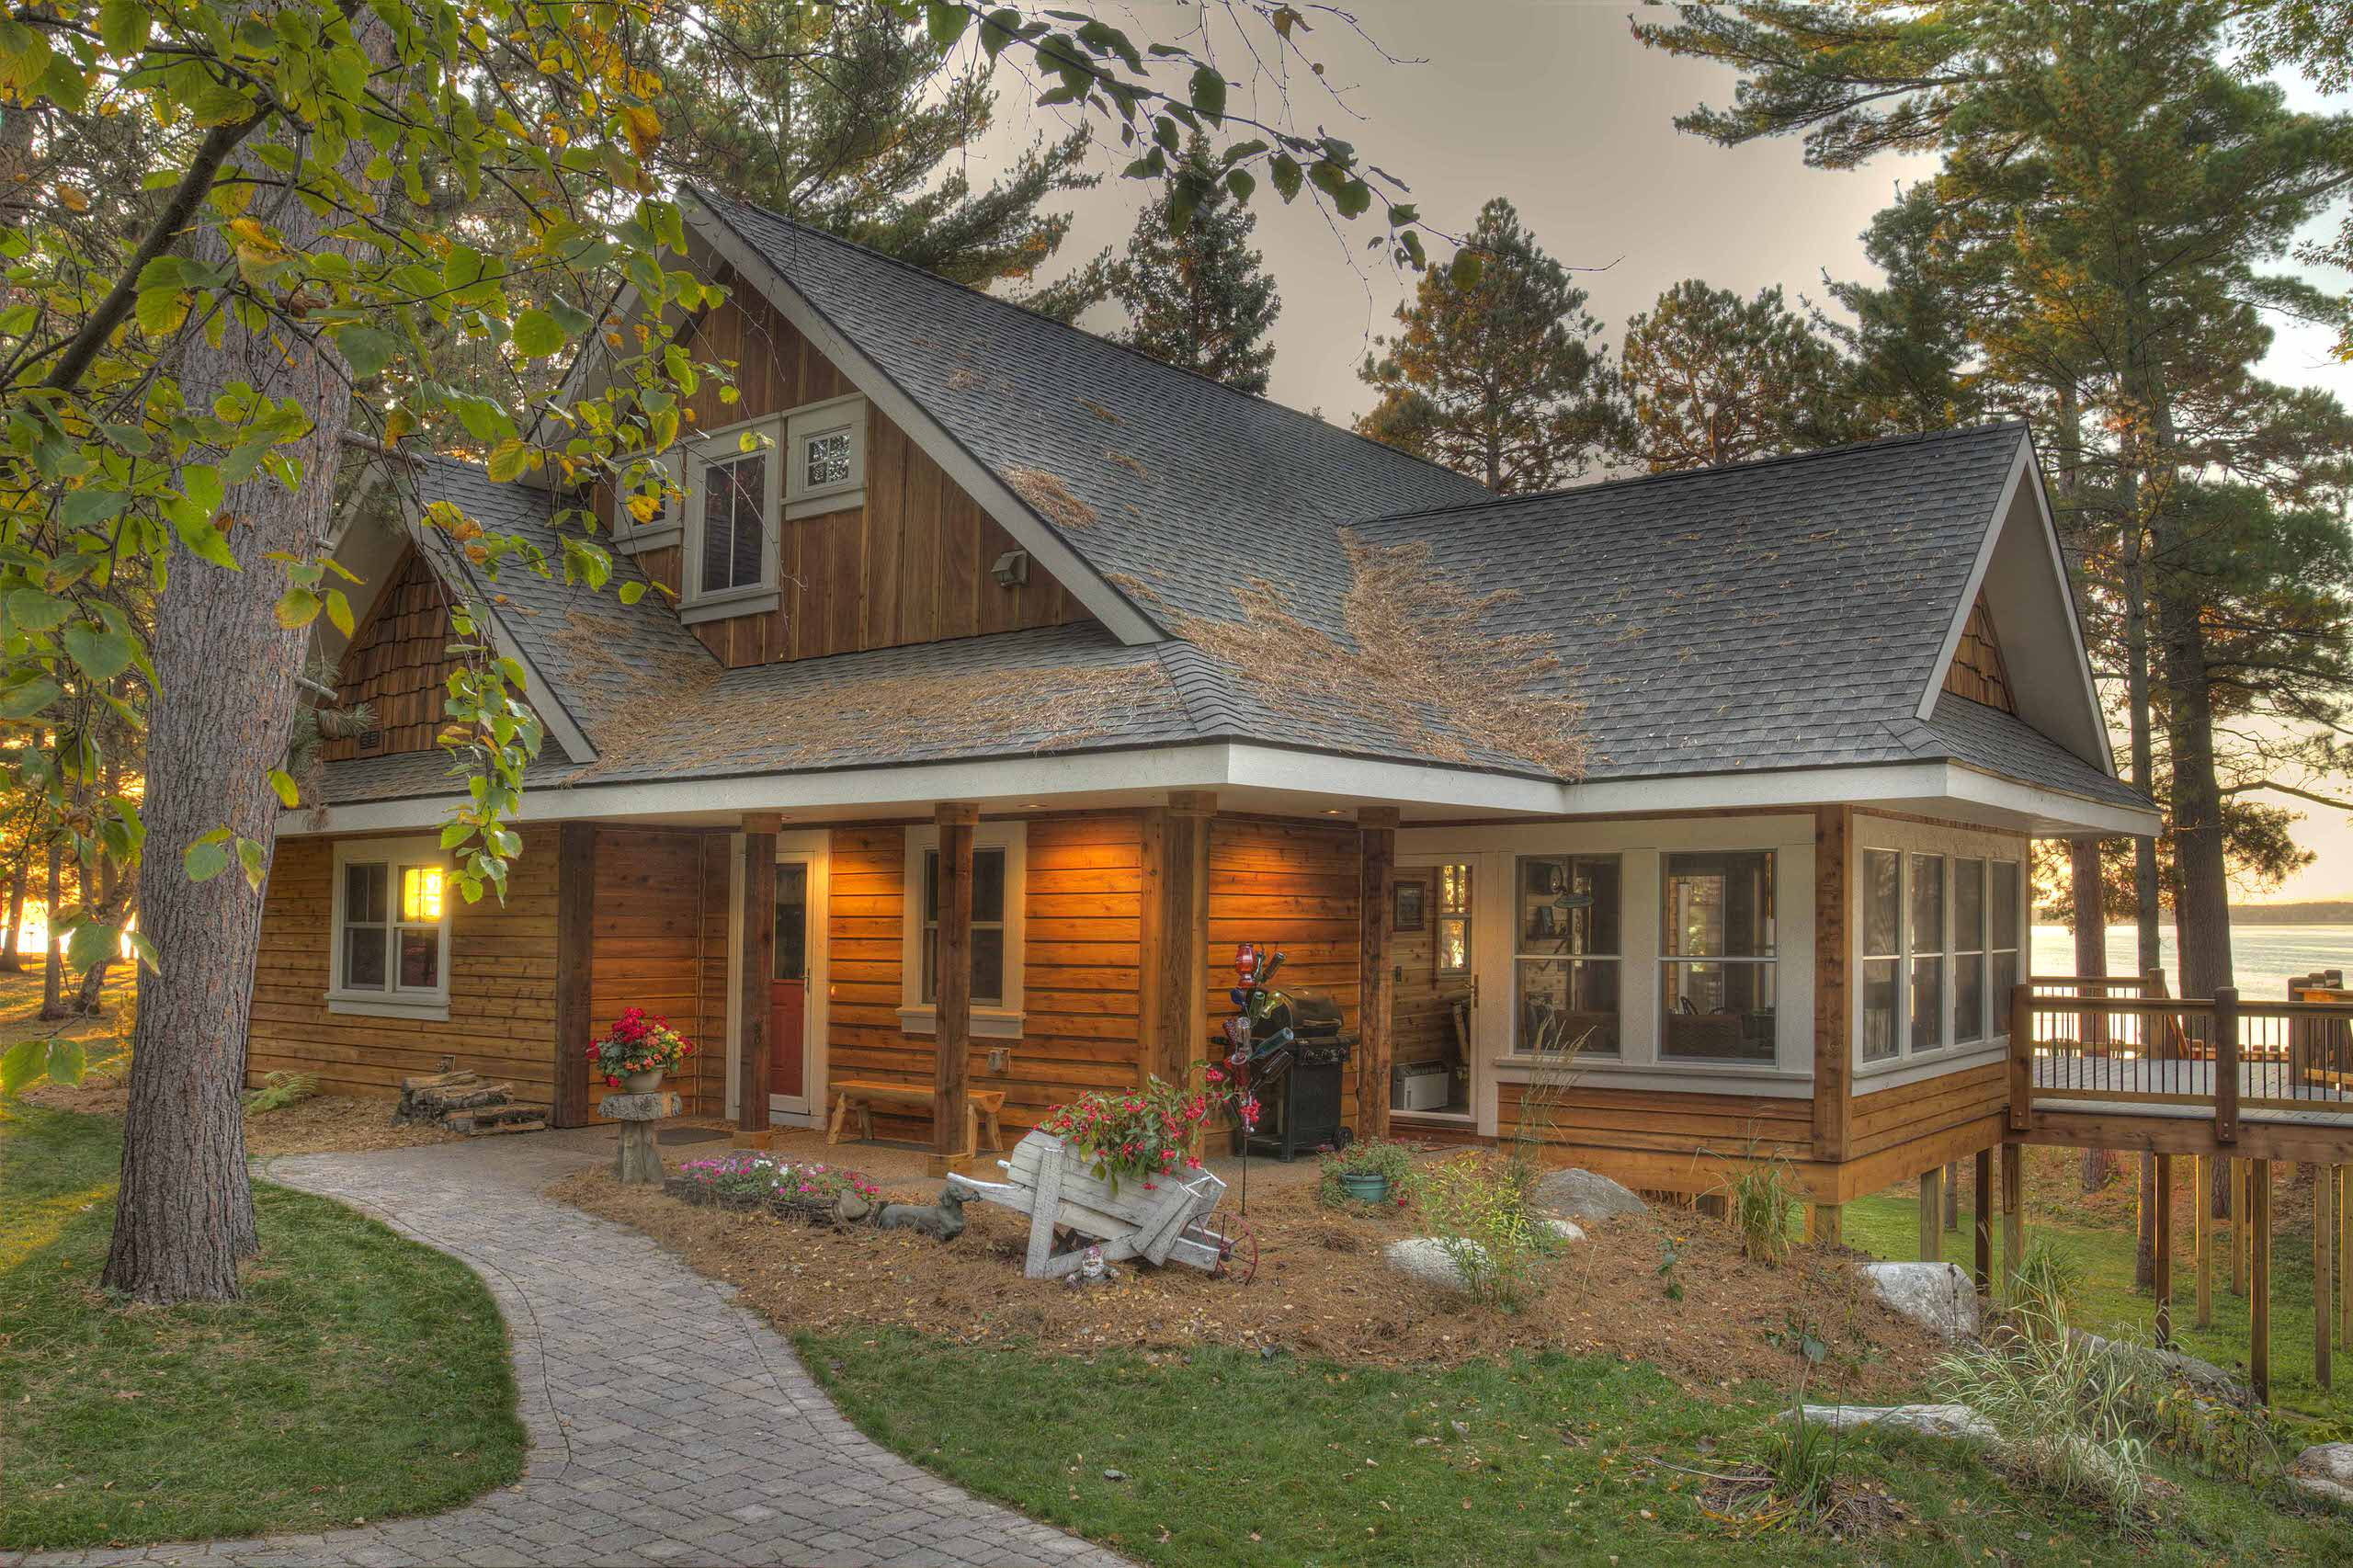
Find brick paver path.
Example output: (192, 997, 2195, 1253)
(18, 1130, 1129, 1568)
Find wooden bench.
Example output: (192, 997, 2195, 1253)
(826, 1080, 1005, 1160)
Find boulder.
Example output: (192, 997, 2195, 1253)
(2068, 1330, 2246, 1403)
(1385, 1237, 1481, 1292)
(2290, 1442, 2353, 1510)
(1859, 1261, 1979, 1341)
(1530, 1168, 1646, 1224)
(1789, 1403, 1995, 1442)
(1546, 1219, 1586, 1243)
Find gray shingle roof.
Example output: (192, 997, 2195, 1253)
(695, 191, 1489, 633)
(1912, 691, 2148, 810)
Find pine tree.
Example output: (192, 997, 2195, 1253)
(1357, 197, 1620, 493)
(1109, 138, 1281, 393)
(1610, 280, 1855, 471)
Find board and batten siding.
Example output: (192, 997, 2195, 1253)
(823, 813, 1147, 1140)
(605, 265, 1089, 668)
(249, 828, 561, 1101)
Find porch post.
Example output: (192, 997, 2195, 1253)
(2001, 1142, 2024, 1293)
(2318, 1165, 2335, 1392)
(1811, 806, 1852, 1162)
(1358, 807, 1399, 1142)
(1159, 791, 1214, 1101)
(2193, 1153, 2214, 1330)
(1917, 1168, 1942, 1263)
(552, 822, 595, 1129)
(2154, 1151, 2174, 1350)
(930, 803, 978, 1175)
(2252, 1156, 2273, 1405)
(736, 812, 779, 1146)
(1973, 1146, 1994, 1293)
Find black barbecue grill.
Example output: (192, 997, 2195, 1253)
(1232, 988, 1358, 1162)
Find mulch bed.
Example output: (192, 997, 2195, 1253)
(555, 1164, 1952, 1397)
(244, 1096, 460, 1159)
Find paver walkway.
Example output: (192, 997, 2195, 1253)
(18, 1129, 1129, 1568)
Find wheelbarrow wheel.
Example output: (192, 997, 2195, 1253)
(1199, 1212, 1259, 1286)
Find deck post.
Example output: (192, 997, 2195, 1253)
(1812, 807, 1852, 1162)
(2007, 984, 2032, 1132)
(2153, 1152, 2174, 1351)
(2318, 1165, 2336, 1392)
(1918, 1169, 1942, 1263)
(2339, 1165, 2350, 1350)
(552, 821, 596, 1130)
(1358, 807, 1399, 1142)
(2251, 1157, 2273, 1405)
(2193, 1153, 2213, 1331)
(929, 803, 978, 1176)
(1162, 791, 1214, 1151)
(1807, 1203, 1843, 1248)
(2213, 986, 2240, 1147)
(1972, 1146, 1994, 1293)
(735, 813, 780, 1145)
(2234, 1157, 2251, 1297)
(2001, 1142, 2024, 1296)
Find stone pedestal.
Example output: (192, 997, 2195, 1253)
(598, 1091, 682, 1186)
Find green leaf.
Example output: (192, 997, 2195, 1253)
(46, 1039, 85, 1087)
(1188, 64, 1227, 125)
(236, 837, 267, 892)
(1225, 168, 1255, 202)
(1268, 153, 1302, 202)
(174, 517, 239, 569)
(184, 832, 232, 882)
(981, 7, 1020, 58)
(267, 767, 300, 809)
(511, 308, 564, 359)
(0, 21, 54, 94)
(98, 0, 146, 54)
(63, 623, 135, 681)
(65, 920, 111, 973)
(618, 579, 646, 605)
(275, 586, 320, 629)
(7, 589, 69, 631)
(926, 1, 971, 47)
(1, 1038, 40, 1095)
(1449, 248, 1483, 289)
(125, 930, 160, 974)
(334, 325, 400, 381)
(0, 678, 60, 719)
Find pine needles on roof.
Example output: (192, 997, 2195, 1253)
(548, 604, 1170, 781)
(1176, 531, 1587, 780)
(1003, 465, 1098, 530)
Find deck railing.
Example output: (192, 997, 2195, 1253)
(2009, 975, 2353, 1143)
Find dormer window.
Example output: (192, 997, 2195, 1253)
(669, 395, 866, 623)
(785, 394, 866, 519)
(698, 449, 769, 596)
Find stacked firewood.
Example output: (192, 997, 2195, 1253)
(394, 1070, 547, 1135)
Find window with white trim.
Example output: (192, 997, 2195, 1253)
(1909, 853, 1946, 1051)
(675, 417, 782, 621)
(1954, 858, 1986, 1045)
(1860, 849, 1901, 1063)
(1990, 859, 2022, 1036)
(1514, 854, 1620, 1055)
(785, 395, 866, 518)
(899, 822, 1026, 1038)
(328, 838, 452, 1019)
(1661, 849, 1776, 1062)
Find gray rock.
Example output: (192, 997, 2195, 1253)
(1384, 1237, 1482, 1291)
(835, 1190, 873, 1224)
(1545, 1218, 1586, 1243)
(2290, 1442, 2353, 1510)
(1530, 1168, 1646, 1223)
(1859, 1261, 1979, 1341)
(2068, 1330, 2245, 1403)
(1790, 1403, 1995, 1441)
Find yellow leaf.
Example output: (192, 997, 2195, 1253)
(618, 102, 661, 160)
(59, 185, 88, 212)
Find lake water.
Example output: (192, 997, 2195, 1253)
(2030, 923, 2353, 1000)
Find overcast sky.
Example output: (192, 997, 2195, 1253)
(972, 1, 2353, 903)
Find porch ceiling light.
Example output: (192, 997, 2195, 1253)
(402, 865, 444, 922)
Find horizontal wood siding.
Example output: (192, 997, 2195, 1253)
(249, 829, 559, 1102)
(587, 826, 727, 1118)
(1207, 815, 1364, 1131)
(607, 268, 1087, 668)
(325, 547, 460, 760)
(1850, 1060, 2007, 1162)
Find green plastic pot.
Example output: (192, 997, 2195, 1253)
(1339, 1171, 1390, 1203)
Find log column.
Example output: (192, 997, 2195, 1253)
(1159, 792, 1214, 1089)
(736, 812, 779, 1147)
(1358, 807, 1399, 1142)
(1812, 806, 1852, 1162)
(552, 822, 596, 1129)
(930, 803, 978, 1175)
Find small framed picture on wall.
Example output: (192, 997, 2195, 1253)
(1394, 879, 1428, 933)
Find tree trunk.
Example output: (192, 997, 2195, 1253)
(0, 858, 28, 972)
(2070, 836, 2112, 1190)
(101, 49, 385, 1301)
(38, 837, 63, 1020)
(2118, 479, 2163, 980)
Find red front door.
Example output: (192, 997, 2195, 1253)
(768, 862, 808, 1099)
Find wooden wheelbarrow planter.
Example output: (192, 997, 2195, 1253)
(947, 1131, 1231, 1279)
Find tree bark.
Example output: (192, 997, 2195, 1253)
(102, 38, 386, 1301)
(2071, 836, 2112, 1190)
(38, 837, 63, 1020)
(0, 858, 28, 972)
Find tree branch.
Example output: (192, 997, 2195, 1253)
(2219, 779, 2353, 811)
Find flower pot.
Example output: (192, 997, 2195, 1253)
(623, 1069, 664, 1094)
(1339, 1171, 1390, 1204)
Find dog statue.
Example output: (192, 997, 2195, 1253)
(870, 1183, 968, 1243)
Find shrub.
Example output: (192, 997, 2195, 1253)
(244, 1071, 316, 1114)
(1934, 1312, 2150, 1524)
(672, 1152, 878, 1206)
(2006, 1234, 2084, 1327)
(1720, 1156, 1800, 1267)
(1410, 1153, 1552, 1312)
(1315, 1138, 1415, 1208)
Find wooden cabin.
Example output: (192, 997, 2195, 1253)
(264, 190, 2181, 1245)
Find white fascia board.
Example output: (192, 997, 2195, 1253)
(680, 195, 1159, 646)
(1941, 764, 2160, 838)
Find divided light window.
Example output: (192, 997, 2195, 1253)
(1514, 855, 1620, 1055)
(329, 841, 451, 1016)
(1435, 862, 1472, 977)
(698, 450, 767, 596)
(921, 847, 1007, 1007)
(1859, 851, 2021, 1066)
(1662, 850, 1776, 1062)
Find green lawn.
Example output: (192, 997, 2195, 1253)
(803, 1331, 2342, 1566)
(0, 969, 526, 1552)
(1847, 1161, 2353, 1433)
